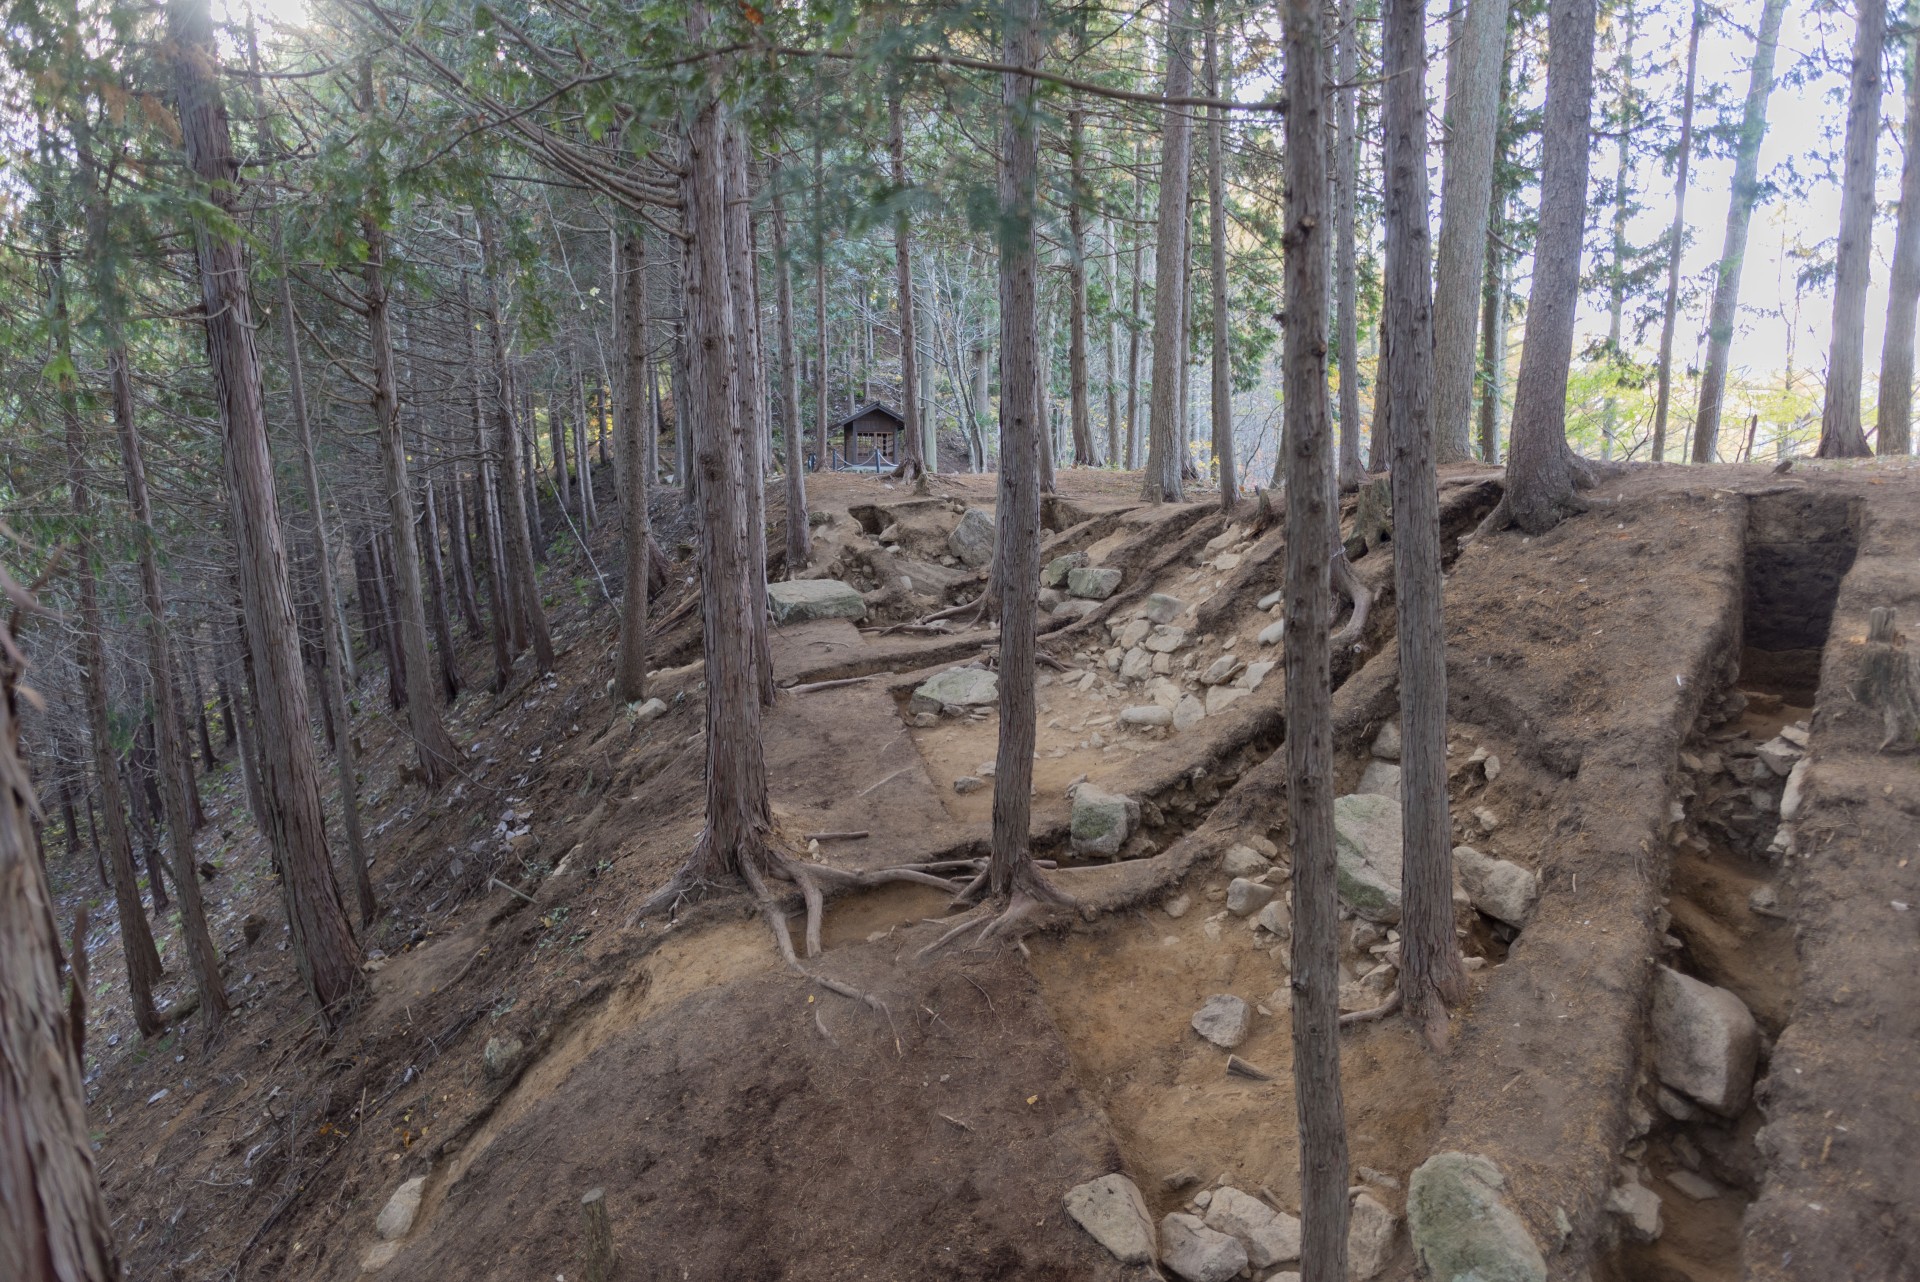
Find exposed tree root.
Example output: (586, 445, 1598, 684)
(915, 861, 1079, 959)
(1337, 989, 1401, 1028)
(1330, 551, 1373, 649)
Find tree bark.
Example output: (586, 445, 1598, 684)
(617, 227, 654, 704)
(171, 0, 363, 1017)
(2, 637, 120, 1282)
(1694, 0, 1788, 461)
(1333, 0, 1365, 488)
(1651, 1, 1703, 462)
(1819, 0, 1888, 458)
(479, 211, 557, 668)
(1142, 0, 1196, 501)
(1068, 88, 1096, 467)
(1205, 4, 1237, 507)
(1431, 0, 1514, 463)
(721, 129, 776, 707)
(1602, 2, 1636, 462)
(421, 480, 462, 704)
(1492, 0, 1598, 533)
(814, 129, 831, 473)
(1281, 0, 1352, 1271)
(889, 90, 929, 484)
(772, 179, 813, 571)
(1877, 8, 1920, 457)
(1478, 230, 1510, 462)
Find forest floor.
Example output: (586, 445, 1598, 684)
(51, 456, 1920, 1282)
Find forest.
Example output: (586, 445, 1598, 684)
(3, 0, 1918, 1279)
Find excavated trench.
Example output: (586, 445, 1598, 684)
(1603, 493, 1859, 1282)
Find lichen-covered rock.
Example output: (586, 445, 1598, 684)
(1143, 593, 1187, 624)
(1068, 565, 1124, 600)
(1408, 1152, 1547, 1282)
(947, 507, 996, 567)
(910, 666, 999, 714)
(1071, 785, 1140, 858)
(1334, 793, 1404, 923)
(1041, 550, 1089, 588)
(766, 578, 867, 623)
(1357, 760, 1401, 801)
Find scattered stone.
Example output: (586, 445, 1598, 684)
(1227, 878, 1277, 917)
(1068, 566, 1124, 600)
(361, 1241, 402, 1272)
(1038, 587, 1065, 609)
(1372, 720, 1402, 761)
(1120, 648, 1155, 682)
(1152, 652, 1174, 676)
(766, 578, 867, 623)
(1161, 1213, 1251, 1282)
(1118, 617, 1154, 649)
(1407, 1152, 1547, 1282)
(1605, 1181, 1663, 1243)
(1191, 994, 1252, 1049)
(1747, 884, 1780, 916)
(1347, 1192, 1399, 1280)
(1104, 647, 1124, 672)
(1165, 1169, 1203, 1191)
(1205, 686, 1250, 716)
(1357, 760, 1401, 801)
(1052, 598, 1100, 622)
(376, 1176, 426, 1241)
(1224, 844, 1272, 877)
(1041, 551, 1089, 589)
(1071, 786, 1141, 858)
(948, 507, 996, 567)
(1256, 588, 1284, 611)
(1239, 660, 1276, 692)
(1665, 1169, 1722, 1201)
(1202, 655, 1245, 686)
(911, 667, 999, 714)
(1143, 593, 1187, 624)
(1755, 736, 1803, 777)
(1256, 899, 1292, 938)
(952, 775, 986, 795)
(1778, 722, 1809, 748)
(1651, 966, 1760, 1116)
(631, 697, 669, 724)
(1245, 834, 1279, 858)
(1655, 1085, 1704, 1123)
(481, 1034, 525, 1081)
(1780, 757, 1810, 821)
(1452, 846, 1539, 928)
(1257, 619, 1286, 646)
(1333, 793, 1404, 923)
(1483, 754, 1503, 782)
(1174, 695, 1208, 732)
(1165, 894, 1193, 919)
(1145, 626, 1189, 654)
(1472, 807, 1500, 832)
(1213, 551, 1243, 571)
(1205, 1187, 1302, 1269)
(1063, 1173, 1157, 1265)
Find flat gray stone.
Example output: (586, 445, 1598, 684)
(631, 697, 668, 724)
(1357, 760, 1401, 800)
(1227, 878, 1276, 917)
(1239, 660, 1276, 692)
(1063, 1173, 1156, 1265)
(1606, 1181, 1663, 1243)
(1372, 720, 1402, 761)
(376, 1176, 426, 1241)
(911, 667, 999, 714)
(1161, 1212, 1250, 1282)
(1453, 846, 1538, 928)
(1334, 793, 1404, 923)
(1256, 589, 1284, 611)
(952, 775, 986, 795)
(1041, 550, 1089, 588)
(1651, 966, 1760, 1116)
(1068, 565, 1124, 600)
(1255, 899, 1291, 937)
(1223, 844, 1272, 877)
(1205, 686, 1250, 716)
(1204, 1187, 1301, 1269)
(1191, 994, 1252, 1049)
(1408, 1152, 1547, 1282)
(1117, 617, 1153, 649)
(1143, 593, 1187, 624)
(1120, 704, 1173, 728)
(1665, 1169, 1723, 1201)
(1051, 597, 1100, 621)
(1348, 1192, 1399, 1280)
(1173, 695, 1207, 732)
(1258, 619, 1286, 646)
(948, 507, 996, 567)
(1144, 625, 1188, 654)
(1071, 786, 1140, 858)
(1201, 655, 1244, 686)
(1120, 648, 1155, 682)
(767, 578, 867, 624)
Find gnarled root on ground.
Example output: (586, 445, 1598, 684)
(916, 860, 1080, 959)
(1331, 551, 1372, 650)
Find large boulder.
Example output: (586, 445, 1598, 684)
(1041, 551, 1089, 589)
(1071, 785, 1140, 858)
(1204, 1187, 1302, 1269)
(1452, 846, 1539, 928)
(1063, 1173, 1156, 1265)
(1160, 1213, 1250, 1282)
(910, 666, 999, 715)
(1068, 566, 1124, 600)
(947, 507, 996, 567)
(1334, 793, 1404, 923)
(767, 578, 867, 624)
(1357, 760, 1402, 801)
(1651, 967, 1760, 1116)
(1407, 1152, 1547, 1282)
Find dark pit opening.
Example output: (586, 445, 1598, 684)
(1740, 493, 1860, 704)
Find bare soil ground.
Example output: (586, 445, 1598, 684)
(50, 458, 1920, 1282)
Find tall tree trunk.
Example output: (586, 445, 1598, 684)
(45, 217, 164, 1038)
(1105, 218, 1122, 465)
(190, 641, 217, 771)
(1695, 0, 1789, 462)
(722, 130, 777, 707)
(1281, 0, 1352, 1272)
(772, 179, 813, 571)
(1068, 86, 1096, 467)
(814, 129, 831, 473)
(279, 259, 376, 926)
(1650, 1, 1703, 462)
(1141, 0, 1195, 501)
(1602, 2, 1637, 462)
(1205, 3, 1237, 507)
(1877, 5, 1920, 457)
(617, 227, 654, 704)
(1819, 0, 1887, 458)
(889, 90, 929, 484)
(1, 638, 121, 1282)
(478, 212, 557, 668)
(1126, 169, 1146, 470)
(551, 381, 573, 512)
(1431, 0, 1514, 463)
(460, 265, 516, 687)
(1334, 0, 1365, 488)
(170, 0, 363, 1017)
(371, 535, 406, 711)
(1383, 0, 1465, 1043)
(1490, 0, 1598, 533)
(422, 480, 462, 704)
(1478, 228, 1510, 462)
(219, 614, 267, 834)
(448, 464, 485, 639)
